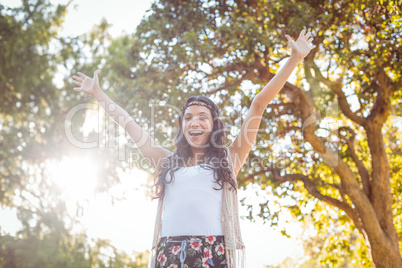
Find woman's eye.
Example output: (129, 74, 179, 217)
(200, 116, 207, 120)
(184, 117, 191, 121)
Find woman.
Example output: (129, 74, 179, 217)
(72, 29, 315, 268)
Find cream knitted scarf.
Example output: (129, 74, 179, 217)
(149, 148, 246, 268)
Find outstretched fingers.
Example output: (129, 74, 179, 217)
(72, 75, 83, 82)
(285, 28, 316, 58)
(73, 82, 82, 91)
(93, 69, 100, 81)
(72, 70, 101, 93)
(299, 29, 315, 49)
(77, 72, 87, 79)
(72, 74, 84, 91)
(299, 28, 306, 39)
(285, 34, 294, 44)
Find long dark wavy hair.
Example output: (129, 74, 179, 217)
(153, 96, 237, 199)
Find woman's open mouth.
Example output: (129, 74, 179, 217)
(189, 130, 205, 139)
(189, 130, 204, 136)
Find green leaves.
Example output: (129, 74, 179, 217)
(1, 1, 149, 267)
(2, 0, 401, 266)
(106, 0, 402, 265)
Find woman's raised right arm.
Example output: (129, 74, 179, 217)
(72, 70, 170, 169)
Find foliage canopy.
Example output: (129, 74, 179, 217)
(98, 0, 401, 266)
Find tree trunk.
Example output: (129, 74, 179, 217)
(370, 242, 402, 268)
(280, 81, 402, 267)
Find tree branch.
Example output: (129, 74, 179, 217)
(338, 126, 371, 197)
(365, 69, 393, 125)
(304, 58, 366, 126)
(280, 80, 390, 251)
(270, 169, 365, 234)
(23, 0, 41, 25)
(205, 70, 253, 95)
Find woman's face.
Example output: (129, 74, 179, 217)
(182, 104, 214, 148)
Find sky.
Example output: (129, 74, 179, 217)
(59, 0, 154, 38)
(0, 0, 304, 267)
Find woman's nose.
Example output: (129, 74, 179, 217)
(190, 117, 200, 126)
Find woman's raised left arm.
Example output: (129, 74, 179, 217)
(229, 29, 315, 175)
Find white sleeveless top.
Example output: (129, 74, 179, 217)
(160, 164, 223, 237)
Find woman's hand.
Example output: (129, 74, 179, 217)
(285, 29, 316, 60)
(72, 70, 101, 96)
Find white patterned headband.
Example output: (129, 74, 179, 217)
(182, 101, 218, 116)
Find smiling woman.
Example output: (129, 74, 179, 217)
(71, 27, 316, 267)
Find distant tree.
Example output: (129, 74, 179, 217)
(0, 1, 149, 267)
(98, 0, 401, 266)
(0, 232, 149, 268)
(270, 215, 371, 267)
(0, 0, 121, 223)
(0, 0, 66, 205)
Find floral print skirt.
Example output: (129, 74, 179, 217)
(155, 235, 227, 268)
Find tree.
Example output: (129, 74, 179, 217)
(99, 0, 401, 266)
(0, 1, 149, 267)
(0, 0, 122, 225)
(271, 215, 372, 267)
(0, 232, 149, 268)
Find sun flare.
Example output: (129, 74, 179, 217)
(47, 156, 98, 201)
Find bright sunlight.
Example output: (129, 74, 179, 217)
(47, 156, 98, 201)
